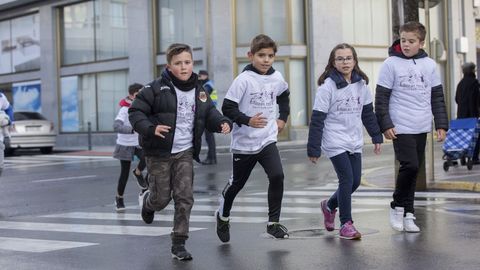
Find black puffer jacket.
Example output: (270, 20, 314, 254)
(128, 70, 232, 161)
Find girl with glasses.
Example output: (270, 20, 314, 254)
(307, 43, 383, 239)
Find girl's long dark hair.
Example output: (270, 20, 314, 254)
(317, 43, 369, 86)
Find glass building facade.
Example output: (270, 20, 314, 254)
(0, 0, 475, 147)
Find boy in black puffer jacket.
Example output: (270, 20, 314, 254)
(129, 43, 232, 261)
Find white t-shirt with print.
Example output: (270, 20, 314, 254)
(172, 87, 195, 154)
(115, 106, 139, 146)
(377, 56, 441, 134)
(225, 70, 288, 152)
(313, 77, 372, 158)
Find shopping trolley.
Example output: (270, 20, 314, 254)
(442, 117, 480, 171)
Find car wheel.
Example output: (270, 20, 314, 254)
(40, 147, 53, 154)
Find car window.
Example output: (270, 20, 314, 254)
(14, 112, 47, 121)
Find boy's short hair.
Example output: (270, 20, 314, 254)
(399, 21, 426, 41)
(250, 34, 277, 54)
(198, 70, 208, 76)
(128, 83, 144, 95)
(166, 43, 193, 64)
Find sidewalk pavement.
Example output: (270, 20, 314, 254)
(55, 139, 480, 192)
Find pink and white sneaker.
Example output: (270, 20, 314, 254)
(339, 221, 361, 240)
(321, 199, 336, 231)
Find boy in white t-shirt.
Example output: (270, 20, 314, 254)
(375, 21, 448, 233)
(216, 34, 290, 242)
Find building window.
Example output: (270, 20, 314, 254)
(0, 13, 40, 74)
(60, 0, 128, 65)
(342, 0, 390, 46)
(235, 0, 307, 127)
(157, 0, 204, 53)
(235, 0, 305, 45)
(60, 70, 128, 132)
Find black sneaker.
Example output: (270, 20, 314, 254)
(171, 244, 193, 261)
(115, 196, 125, 212)
(215, 211, 230, 243)
(132, 169, 148, 189)
(266, 223, 289, 239)
(140, 191, 154, 224)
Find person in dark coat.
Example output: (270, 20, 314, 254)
(129, 43, 232, 260)
(455, 62, 480, 162)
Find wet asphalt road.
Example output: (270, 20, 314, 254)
(0, 145, 479, 270)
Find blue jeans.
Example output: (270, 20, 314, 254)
(327, 152, 362, 225)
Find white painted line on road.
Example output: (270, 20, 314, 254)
(0, 236, 97, 253)
(252, 191, 480, 199)
(46, 155, 114, 160)
(5, 160, 112, 169)
(41, 212, 296, 223)
(160, 204, 383, 214)
(195, 197, 446, 206)
(426, 208, 480, 219)
(32, 175, 97, 183)
(0, 221, 204, 236)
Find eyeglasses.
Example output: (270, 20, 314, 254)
(334, 56, 354, 63)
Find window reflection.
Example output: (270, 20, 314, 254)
(0, 13, 40, 74)
(61, 0, 128, 65)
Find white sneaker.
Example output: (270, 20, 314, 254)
(403, 213, 420, 232)
(139, 190, 148, 208)
(389, 207, 404, 231)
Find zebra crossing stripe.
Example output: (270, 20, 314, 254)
(253, 190, 480, 199)
(41, 212, 296, 223)
(158, 204, 382, 214)
(194, 197, 446, 206)
(0, 236, 98, 253)
(0, 221, 204, 236)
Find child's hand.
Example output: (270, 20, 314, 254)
(308, 156, 319, 164)
(248, 113, 268, 128)
(220, 122, 231, 134)
(383, 128, 397, 140)
(374, 143, 381, 155)
(436, 129, 446, 142)
(154, 125, 171, 138)
(277, 119, 286, 133)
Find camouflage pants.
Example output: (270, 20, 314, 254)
(145, 148, 194, 239)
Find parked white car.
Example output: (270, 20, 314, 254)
(5, 111, 56, 155)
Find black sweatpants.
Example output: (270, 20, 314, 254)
(220, 143, 284, 222)
(391, 133, 427, 214)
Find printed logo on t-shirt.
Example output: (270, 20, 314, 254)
(248, 85, 275, 113)
(333, 93, 362, 115)
(398, 68, 428, 92)
(177, 94, 195, 122)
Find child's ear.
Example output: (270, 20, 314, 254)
(420, 40, 425, 48)
(247, 51, 253, 60)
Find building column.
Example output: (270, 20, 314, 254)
(39, 5, 59, 131)
(127, 0, 154, 85)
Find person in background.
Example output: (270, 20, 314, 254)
(455, 62, 480, 163)
(113, 83, 148, 212)
(0, 92, 13, 177)
(198, 70, 218, 165)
